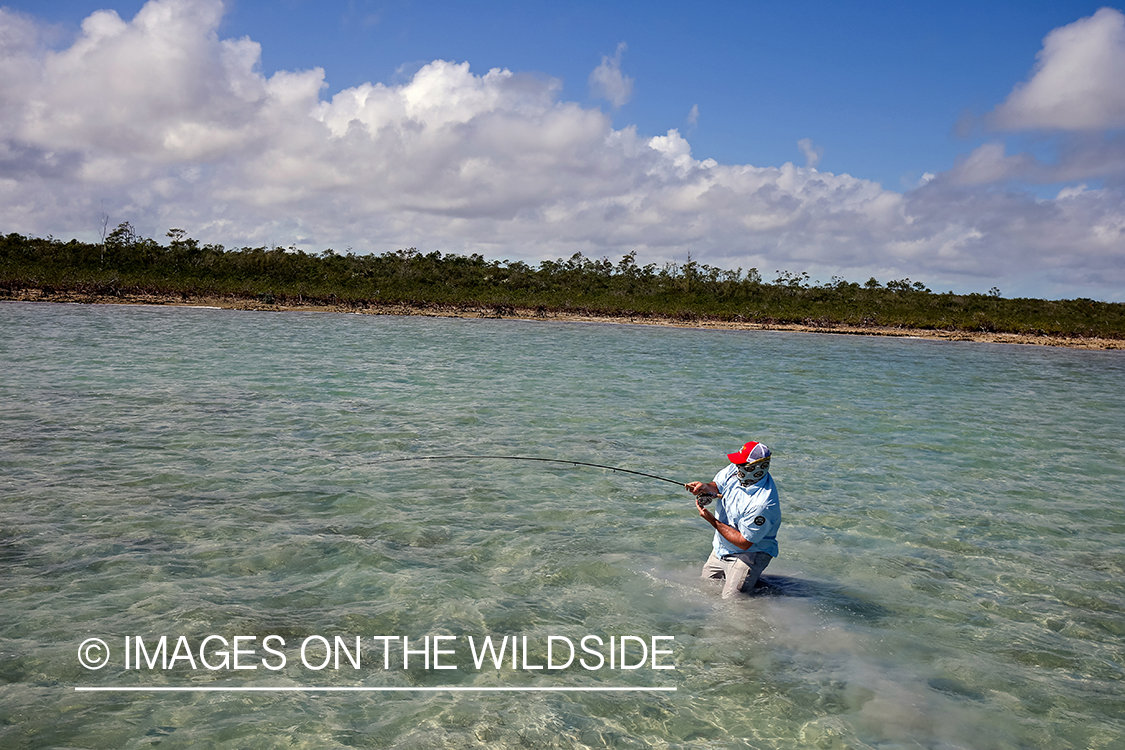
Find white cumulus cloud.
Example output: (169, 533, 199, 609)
(687, 104, 699, 127)
(989, 7, 1125, 131)
(947, 8, 1125, 192)
(588, 42, 633, 109)
(797, 138, 823, 170)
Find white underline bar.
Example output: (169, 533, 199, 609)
(75, 686, 676, 693)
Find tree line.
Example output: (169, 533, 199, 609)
(2, 224, 1122, 339)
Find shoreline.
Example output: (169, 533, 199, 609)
(4, 288, 1122, 350)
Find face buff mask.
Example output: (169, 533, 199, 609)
(736, 457, 770, 486)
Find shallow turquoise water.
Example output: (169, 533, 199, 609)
(1, 301, 1123, 749)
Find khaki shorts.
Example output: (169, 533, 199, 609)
(701, 550, 772, 599)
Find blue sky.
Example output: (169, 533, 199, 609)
(2, 0, 1123, 299)
(22, 0, 1104, 188)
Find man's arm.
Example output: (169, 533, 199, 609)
(694, 496, 752, 550)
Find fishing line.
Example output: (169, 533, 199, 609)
(369, 455, 687, 487)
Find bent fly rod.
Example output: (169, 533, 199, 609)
(369, 458, 720, 503)
(370, 455, 688, 488)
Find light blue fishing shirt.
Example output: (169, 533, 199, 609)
(711, 464, 781, 558)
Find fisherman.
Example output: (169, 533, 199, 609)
(685, 441, 781, 598)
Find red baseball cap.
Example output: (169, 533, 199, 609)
(727, 441, 770, 464)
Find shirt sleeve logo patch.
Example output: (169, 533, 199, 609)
(754, 516, 766, 526)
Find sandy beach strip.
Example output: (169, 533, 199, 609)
(4, 288, 1121, 350)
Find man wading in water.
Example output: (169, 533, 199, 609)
(685, 441, 781, 598)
